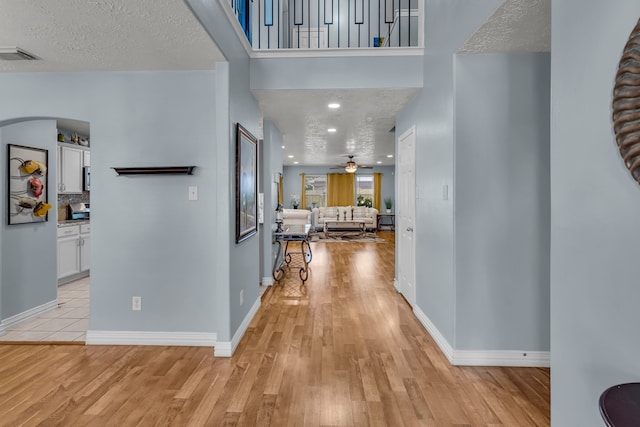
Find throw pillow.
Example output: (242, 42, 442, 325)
(353, 206, 367, 218)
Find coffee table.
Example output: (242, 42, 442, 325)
(324, 219, 366, 238)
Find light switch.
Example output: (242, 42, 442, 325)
(188, 186, 198, 201)
(442, 184, 448, 200)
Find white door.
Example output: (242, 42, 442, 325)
(397, 126, 416, 306)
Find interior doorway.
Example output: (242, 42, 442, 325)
(397, 126, 416, 306)
(0, 117, 90, 343)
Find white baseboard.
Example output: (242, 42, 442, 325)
(413, 305, 454, 363)
(0, 299, 58, 335)
(86, 330, 216, 347)
(393, 278, 399, 292)
(214, 295, 261, 357)
(261, 277, 274, 287)
(454, 349, 550, 367)
(413, 305, 550, 368)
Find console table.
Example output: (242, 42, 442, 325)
(324, 219, 366, 237)
(600, 382, 640, 426)
(273, 224, 312, 283)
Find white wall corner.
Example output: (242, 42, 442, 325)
(261, 277, 274, 287)
(413, 305, 550, 368)
(413, 305, 455, 364)
(0, 299, 58, 334)
(393, 278, 400, 292)
(214, 295, 261, 357)
(86, 331, 216, 347)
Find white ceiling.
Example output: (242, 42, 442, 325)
(0, 0, 550, 166)
(254, 88, 419, 167)
(0, 0, 224, 72)
(458, 0, 551, 54)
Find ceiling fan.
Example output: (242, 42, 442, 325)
(330, 155, 373, 173)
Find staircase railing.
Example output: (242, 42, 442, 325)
(226, 0, 422, 50)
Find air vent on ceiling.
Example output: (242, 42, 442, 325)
(0, 47, 39, 61)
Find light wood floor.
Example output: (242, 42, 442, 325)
(0, 231, 550, 426)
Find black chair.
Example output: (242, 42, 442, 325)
(599, 383, 640, 426)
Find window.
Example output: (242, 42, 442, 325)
(305, 175, 327, 208)
(356, 175, 374, 207)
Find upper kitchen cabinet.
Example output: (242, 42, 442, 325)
(56, 119, 90, 194)
(59, 146, 84, 194)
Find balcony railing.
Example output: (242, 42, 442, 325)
(227, 0, 421, 50)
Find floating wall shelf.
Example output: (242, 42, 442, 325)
(112, 166, 195, 176)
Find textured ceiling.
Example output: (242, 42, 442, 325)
(458, 0, 551, 53)
(254, 88, 419, 167)
(0, 0, 224, 72)
(0, 0, 551, 166)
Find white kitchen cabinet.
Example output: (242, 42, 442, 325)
(79, 224, 91, 272)
(83, 150, 90, 167)
(59, 146, 84, 194)
(57, 224, 90, 281)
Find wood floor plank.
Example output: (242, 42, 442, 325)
(0, 231, 549, 426)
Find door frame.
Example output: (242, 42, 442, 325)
(396, 125, 416, 306)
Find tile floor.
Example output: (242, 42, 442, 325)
(0, 277, 89, 342)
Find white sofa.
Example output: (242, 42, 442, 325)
(282, 208, 311, 226)
(312, 206, 378, 231)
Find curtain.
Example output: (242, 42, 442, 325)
(327, 173, 355, 206)
(300, 173, 306, 209)
(373, 172, 382, 211)
(278, 175, 283, 205)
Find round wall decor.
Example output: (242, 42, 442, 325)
(613, 18, 640, 184)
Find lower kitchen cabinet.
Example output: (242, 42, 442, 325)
(79, 224, 90, 272)
(57, 224, 90, 281)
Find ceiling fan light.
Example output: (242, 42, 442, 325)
(345, 161, 358, 173)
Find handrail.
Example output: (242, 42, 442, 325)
(225, 0, 422, 51)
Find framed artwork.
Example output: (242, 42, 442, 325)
(8, 144, 51, 225)
(236, 123, 258, 243)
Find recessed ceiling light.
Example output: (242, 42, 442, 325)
(288, 155, 294, 158)
(328, 103, 340, 109)
(376, 161, 382, 164)
(327, 128, 337, 133)
(294, 161, 299, 164)
(387, 154, 394, 158)
(282, 145, 285, 149)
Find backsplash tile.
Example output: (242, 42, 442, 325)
(58, 191, 90, 221)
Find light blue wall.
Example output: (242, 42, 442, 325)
(251, 56, 422, 90)
(396, 0, 501, 346)
(1, 120, 58, 320)
(0, 71, 219, 334)
(187, 0, 264, 338)
(551, 1, 640, 425)
(0, 126, 2, 321)
(262, 121, 284, 281)
(455, 53, 550, 351)
(283, 165, 395, 210)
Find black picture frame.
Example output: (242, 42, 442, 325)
(236, 123, 258, 243)
(8, 144, 50, 225)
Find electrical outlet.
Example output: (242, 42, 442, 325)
(240, 289, 244, 306)
(132, 296, 142, 311)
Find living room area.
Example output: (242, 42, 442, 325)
(280, 164, 396, 239)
